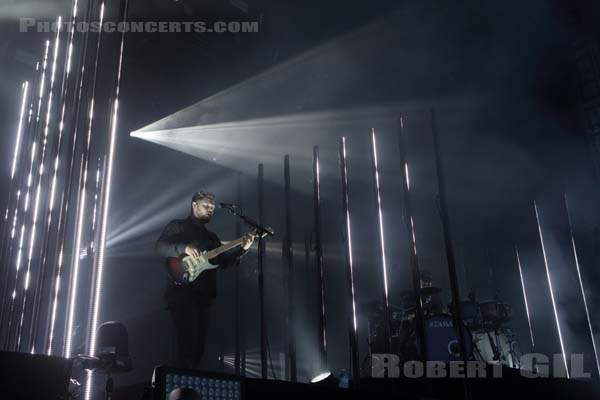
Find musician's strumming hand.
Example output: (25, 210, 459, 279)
(241, 232, 256, 250)
(184, 245, 202, 258)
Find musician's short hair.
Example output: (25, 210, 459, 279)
(191, 191, 216, 215)
(191, 191, 216, 204)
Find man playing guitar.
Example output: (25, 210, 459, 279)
(155, 190, 255, 369)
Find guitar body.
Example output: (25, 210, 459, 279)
(166, 253, 219, 284)
(164, 230, 267, 285)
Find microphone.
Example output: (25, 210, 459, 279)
(218, 203, 238, 209)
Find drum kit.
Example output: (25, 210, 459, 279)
(365, 289, 522, 367)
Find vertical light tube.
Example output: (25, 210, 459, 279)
(16, 18, 62, 352)
(339, 137, 359, 383)
(312, 146, 327, 371)
(65, 1, 106, 358)
(397, 116, 427, 363)
(257, 163, 267, 379)
(85, 2, 128, 397)
(371, 129, 389, 299)
(564, 194, 599, 377)
(370, 128, 391, 352)
(283, 155, 297, 382)
(6, 42, 50, 350)
(341, 138, 357, 332)
(10, 82, 30, 180)
(534, 201, 569, 378)
(30, 3, 77, 351)
(0, 81, 29, 313)
(514, 245, 535, 348)
(46, 0, 87, 356)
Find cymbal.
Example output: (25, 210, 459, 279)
(420, 286, 442, 296)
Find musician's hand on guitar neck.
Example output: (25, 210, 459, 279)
(184, 245, 202, 258)
(241, 232, 256, 250)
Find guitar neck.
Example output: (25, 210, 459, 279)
(204, 237, 245, 260)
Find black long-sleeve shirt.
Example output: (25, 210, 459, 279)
(156, 216, 246, 303)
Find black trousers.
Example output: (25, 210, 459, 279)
(167, 289, 213, 369)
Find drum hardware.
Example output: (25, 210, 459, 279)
(478, 300, 512, 328)
(472, 327, 521, 368)
(420, 286, 442, 296)
(364, 289, 521, 368)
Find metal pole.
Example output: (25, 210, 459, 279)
(258, 164, 267, 379)
(234, 172, 242, 376)
(430, 108, 472, 400)
(283, 155, 297, 382)
(514, 245, 535, 349)
(534, 201, 569, 378)
(305, 232, 316, 379)
(338, 137, 360, 384)
(312, 146, 327, 372)
(369, 130, 391, 354)
(397, 117, 428, 362)
(564, 194, 599, 378)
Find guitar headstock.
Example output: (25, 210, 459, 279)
(250, 228, 272, 239)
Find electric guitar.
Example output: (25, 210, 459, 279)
(165, 231, 266, 284)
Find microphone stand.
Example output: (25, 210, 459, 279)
(222, 205, 275, 237)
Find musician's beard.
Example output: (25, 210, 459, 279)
(192, 214, 212, 224)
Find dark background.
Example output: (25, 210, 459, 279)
(1, 0, 600, 388)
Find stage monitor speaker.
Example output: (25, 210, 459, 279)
(0, 351, 73, 400)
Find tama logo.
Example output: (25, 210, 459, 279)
(429, 320, 453, 328)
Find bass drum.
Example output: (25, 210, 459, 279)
(472, 329, 521, 368)
(417, 314, 473, 362)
